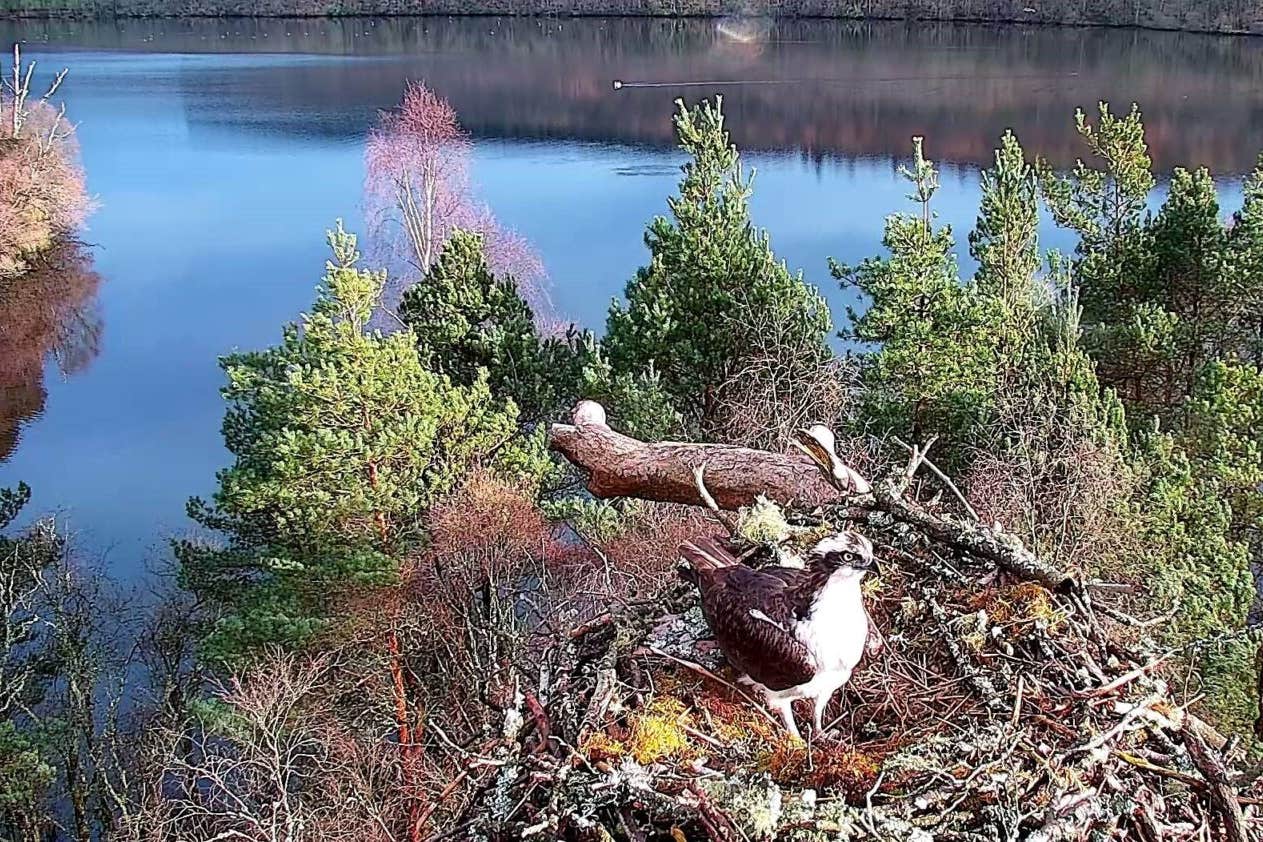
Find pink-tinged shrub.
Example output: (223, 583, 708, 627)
(364, 81, 552, 319)
(1, 87, 93, 278)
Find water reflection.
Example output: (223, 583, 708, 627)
(0, 246, 103, 463)
(7, 16, 1263, 173)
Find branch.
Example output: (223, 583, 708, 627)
(548, 401, 843, 510)
(548, 402, 1075, 592)
(1184, 727, 1249, 842)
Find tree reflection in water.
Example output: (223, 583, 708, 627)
(0, 244, 102, 462)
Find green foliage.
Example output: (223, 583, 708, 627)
(0, 483, 30, 532)
(492, 424, 569, 495)
(576, 338, 682, 442)
(1039, 103, 1154, 247)
(1182, 360, 1263, 556)
(1226, 157, 1263, 366)
(1130, 428, 1257, 735)
(400, 229, 580, 424)
(604, 97, 831, 434)
(837, 136, 1003, 455)
(970, 131, 1041, 337)
(1040, 105, 1263, 419)
(398, 225, 685, 453)
(0, 721, 53, 839)
(180, 222, 520, 662)
(541, 496, 633, 545)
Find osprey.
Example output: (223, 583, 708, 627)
(681, 532, 877, 741)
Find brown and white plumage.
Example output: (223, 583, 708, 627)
(681, 532, 877, 740)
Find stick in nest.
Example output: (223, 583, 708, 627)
(644, 645, 779, 727)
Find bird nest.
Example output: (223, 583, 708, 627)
(447, 496, 1262, 841)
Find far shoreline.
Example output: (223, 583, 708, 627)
(1, 3, 1260, 37)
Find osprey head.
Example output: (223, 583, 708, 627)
(808, 531, 877, 577)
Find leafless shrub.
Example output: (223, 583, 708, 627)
(401, 470, 562, 719)
(0, 46, 92, 278)
(363, 81, 552, 318)
(593, 501, 714, 599)
(964, 392, 1138, 575)
(708, 287, 855, 451)
(711, 352, 857, 452)
(137, 651, 405, 842)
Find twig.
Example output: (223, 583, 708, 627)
(694, 463, 740, 537)
(1114, 750, 1204, 788)
(1184, 728, 1249, 842)
(414, 769, 471, 834)
(893, 436, 979, 521)
(1010, 675, 1025, 730)
(1077, 651, 1173, 699)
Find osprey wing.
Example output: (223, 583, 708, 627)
(698, 565, 816, 691)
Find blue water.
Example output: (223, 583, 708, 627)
(0, 17, 1254, 573)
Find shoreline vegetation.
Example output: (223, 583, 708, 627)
(0, 46, 89, 280)
(0, 1, 1259, 36)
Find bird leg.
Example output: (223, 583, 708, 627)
(812, 670, 850, 737)
(812, 694, 829, 735)
(767, 696, 802, 742)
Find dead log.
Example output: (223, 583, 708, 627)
(548, 401, 1074, 592)
(548, 401, 843, 510)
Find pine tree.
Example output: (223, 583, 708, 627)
(1131, 426, 1257, 737)
(1182, 360, 1263, 563)
(400, 228, 576, 424)
(604, 97, 831, 434)
(178, 223, 519, 661)
(970, 130, 1041, 343)
(1226, 157, 1263, 365)
(1039, 104, 1259, 419)
(837, 137, 997, 455)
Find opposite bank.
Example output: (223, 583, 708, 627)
(1, 0, 1260, 36)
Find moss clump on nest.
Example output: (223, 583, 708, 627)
(966, 581, 1067, 633)
(627, 696, 694, 764)
(737, 495, 791, 545)
(760, 740, 882, 794)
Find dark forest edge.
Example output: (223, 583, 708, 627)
(5, 59, 1263, 840)
(1, 0, 1261, 36)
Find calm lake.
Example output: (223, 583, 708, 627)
(0, 16, 1260, 576)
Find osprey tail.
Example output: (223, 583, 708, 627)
(678, 537, 740, 583)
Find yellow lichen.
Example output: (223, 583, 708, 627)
(738, 495, 791, 545)
(628, 696, 693, 764)
(966, 582, 1066, 635)
(581, 731, 626, 763)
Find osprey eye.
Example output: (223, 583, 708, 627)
(841, 551, 857, 563)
